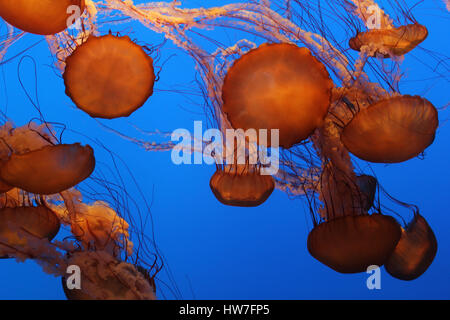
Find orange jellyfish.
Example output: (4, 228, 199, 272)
(0, 143, 95, 195)
(385, 213, 437, 280)
(349, 23, 428, 57)
(0, 0, 85, 35)
(210, 164, 274, 207)
(307, 166, 401, 273)
(61, 252, 156, 300)
(222, 43, 333, 148)
(308, 214, 401, 273)
(341, 95, 438, 163)
(0, 205, 60, 258)
(63, 34, 156, 119)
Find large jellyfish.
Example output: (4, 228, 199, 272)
(385, 213, 437, 280)
(61, 251, 156, 300)
(0, 123, 95, 195)
(0, 143, 95, 195)
(63, 34, 156, 119)
(307, 165, 402, 273)
(0, 0, 85, 35)
(341, 95, 438, 163)
(222, 43, 333, 148)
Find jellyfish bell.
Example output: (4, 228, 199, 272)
(61, 267, 154, 300)
(61, 251, 156, 300)
(222, 43, 333, 148)
(349, 23, 428, 57)
(0, 122, 53, 157)
(210, 164, 274, 207)
(308, 214, 402, 273)
(0, 205, 60, 258)
(67, 200, 133, 258)
(0, 143, 95, 195)
(0, 0, 85, 35)
(385, 214, 437, 280)
(63, 34, 156, 119)
(0, 121, 62, 194)
(356, 174, 377, 211)
(341, 95, 438, 163)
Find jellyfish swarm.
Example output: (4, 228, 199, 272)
(0, 122, 95, 194)
(349, 23, 428, 57)
(222, 43, 333, 148)
(210, 164, 275, 207)
(385, 214, 437, 280)
(0, 200, 60, 258)
(0, 0, 85, 35)
(307, 166, 401, 273)
(341, 95, 438, 163)
(63, 34, 156, 119)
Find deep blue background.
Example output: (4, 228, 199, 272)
(0, 1, 449, 299)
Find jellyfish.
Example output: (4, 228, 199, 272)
(222, 43, 333, 148)
(54, 199, 134, 257)
(0, 202, 60, 258)
(63, 34, 156, 119)
(0, 122, 95, 195)
(385, 213, 437, 280)
(308, 214, 401, 273)
(341, 95, 438, 163)
(349, 23, 428, 57)
(0, 0, 85, 35)
(210, 164, 275, 207)
(0, 143, 95, 195)
(307, 165, 402, 273)
(61, 251, 156, 300)
(356, 174, 377, 211)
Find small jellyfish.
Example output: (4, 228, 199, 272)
(0, 205, 60, 258)
(0, 0, 85, 35)
(0, 143, 95, 195)
(222, 43, 333, 148)
(385, 214, 437, 280)
(341, 95, 438, 163)
(63, 34, 156, 119)
(356, 174, 377, 211)
(210, 164, 274, 207)
(349, 23, 428, 57)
